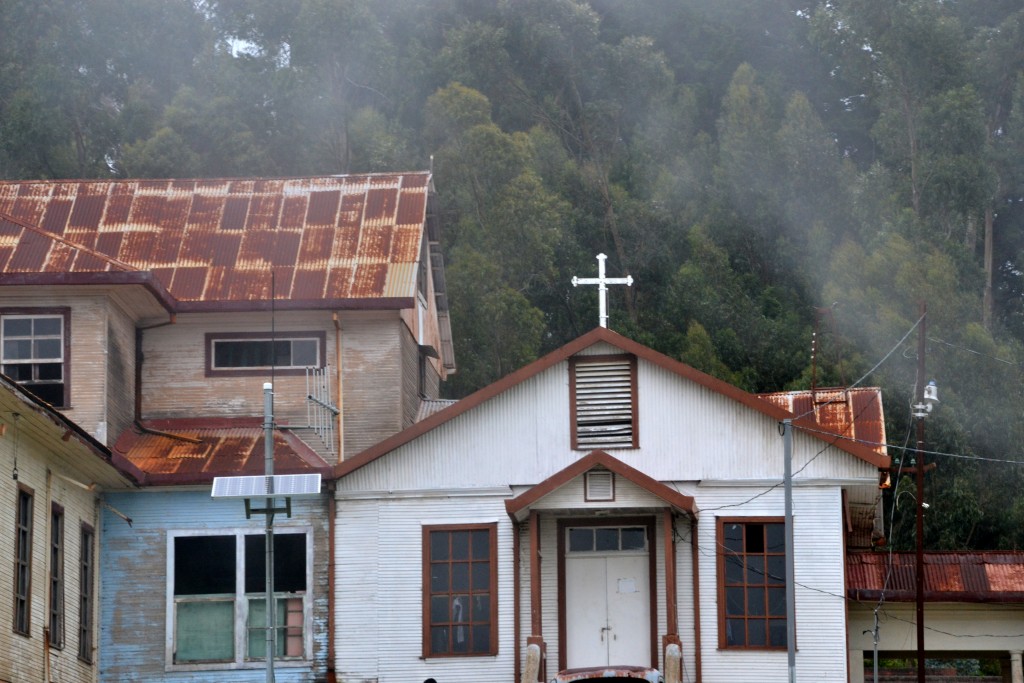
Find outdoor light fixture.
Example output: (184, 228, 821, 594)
(911, 380, 939, 419)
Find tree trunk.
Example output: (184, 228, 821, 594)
(983, 205, 994, 330)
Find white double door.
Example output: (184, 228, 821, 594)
(565, 550, 651, 668)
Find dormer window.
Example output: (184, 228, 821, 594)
(1, 309, 70, 407)
(570, 354, 638, 449)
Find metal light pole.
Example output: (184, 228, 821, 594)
(263, 382, 277, 683)
(211, 385, 321, 683)
(783, 418, 796, 683)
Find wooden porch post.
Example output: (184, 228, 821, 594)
(525, 510, 546, 682)
(662, 509, 682, 681)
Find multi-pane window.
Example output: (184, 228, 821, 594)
(170, 531, 309, 667)
(570, 355, 638, 449)
(14, 486, 33, 635)
(206, 332, 324, 376)
(567, 526, 647, 553)
(49, 504, 65, 649)
(718, 518, 788, 649)
(2, 312, 68, 406)
(79, 524, 95, 662)
(423, 523, 497, 657)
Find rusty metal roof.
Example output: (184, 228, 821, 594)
(759, 387, 888, 457)
(112, 418, 331, 486)
(847, 552, 1024, 603)
(0, 173, 431, 309)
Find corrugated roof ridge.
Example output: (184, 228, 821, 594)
(0, 171, 430, 185)
(0, 210, 137, 272)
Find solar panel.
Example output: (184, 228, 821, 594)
(211, 473, 322, 499)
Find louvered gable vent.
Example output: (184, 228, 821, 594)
(571, 355, 637, 449)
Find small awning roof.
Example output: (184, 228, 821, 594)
(504, 450, 697, 522)
(847, 551, 1024, 603)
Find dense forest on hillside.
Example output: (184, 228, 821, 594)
(3, 0, 1024, 552)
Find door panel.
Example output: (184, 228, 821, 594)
(565, 552, 650, 668)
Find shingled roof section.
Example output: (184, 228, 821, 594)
(0, 173, 432, 311)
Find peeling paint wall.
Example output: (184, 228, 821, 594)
(99, 490, 331, 682)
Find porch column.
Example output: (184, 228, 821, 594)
(662, 508, 682, 677)
(1010, 649, 1023, 683)
(525, 510, 546, 682)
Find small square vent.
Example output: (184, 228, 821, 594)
(585, 471, 615, 502)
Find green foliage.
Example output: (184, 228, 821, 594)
(5, 0, 1024, 549)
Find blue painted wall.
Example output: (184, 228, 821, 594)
(99, 489, 330, 683)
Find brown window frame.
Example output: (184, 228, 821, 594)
(14, 484, 34, 636)
(78, 523, 95, 663)
(422, 523, 498, 658)
(569, 354, 639, 450)
(0, 308, 72, 408)
(49, 503, 65, 649)
(716, 517, 789, 650)
(204, 331, 327, 377)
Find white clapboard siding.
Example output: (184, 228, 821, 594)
(695, 485, 848, 681)
(334, 494, 515, 683)
(337, 354, 878, 495)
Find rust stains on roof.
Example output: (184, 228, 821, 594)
(0, 172, 432, 310)
(759, 387, 888, 457)
(847, 552, 1024, 603)
(112, 418, 331, 486)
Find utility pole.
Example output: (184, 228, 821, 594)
(904, 302, 937, 683)
(915, 305, 926, 683)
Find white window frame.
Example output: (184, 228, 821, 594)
(165, 528, 314, 672)
(205, 332, 326, 377)
(1, 310, 69, 407)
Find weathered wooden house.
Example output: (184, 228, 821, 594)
(330, 327, 890, 683)
(0, 173, 454, 681)
(0, 372, 141, 682)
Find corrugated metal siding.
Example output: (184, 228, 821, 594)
(334, 495, 515, 683)
(100, 490, 330, 682)
(696, 486, 847, 682)
(337, 355, 877, 493)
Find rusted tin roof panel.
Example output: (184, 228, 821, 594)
(0, 172, 431, 306)
(759, 387, 887, 456)
(847, 552, 1024, 602)
(112, 418, 331, 485)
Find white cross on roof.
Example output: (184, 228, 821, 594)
(571, 253, 633, 328)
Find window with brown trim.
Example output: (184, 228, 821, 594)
(49, 503, 65, 649)
(79, 523, 95, 663)
(205, 332, 326, 377)
(717, 518, 788, 649)
(14, 485, 34, 635)
(570, 354, 638, 449)
(423, 523, 497, 657)
(1, 309, 71, 407)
